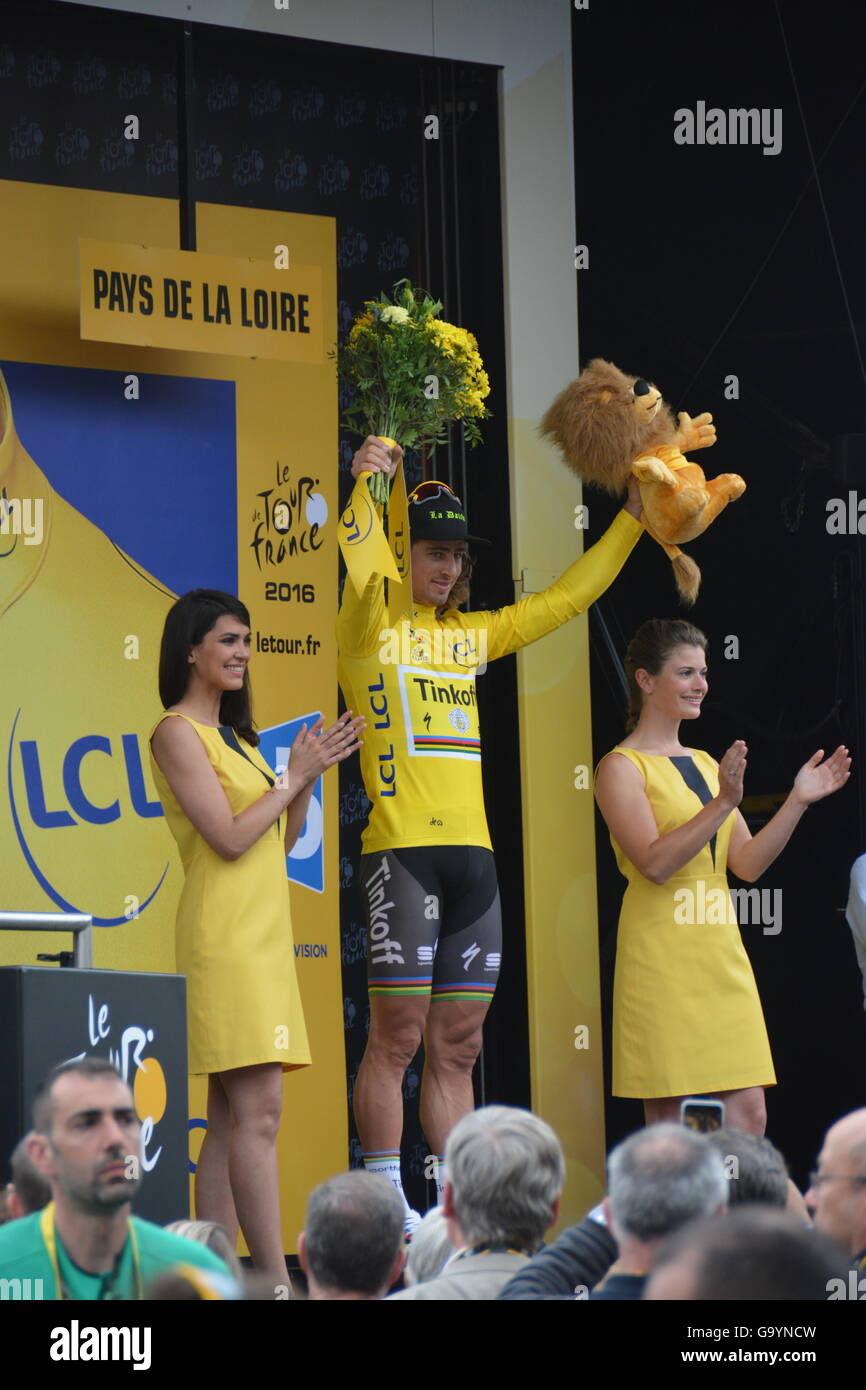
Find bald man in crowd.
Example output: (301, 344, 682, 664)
(805, 1107, 866, 1276)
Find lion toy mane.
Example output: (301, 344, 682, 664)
(540, 358, 745, 603)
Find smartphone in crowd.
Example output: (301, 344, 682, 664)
(680, 1097, 726, 1132)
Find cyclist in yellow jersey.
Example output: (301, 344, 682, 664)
(337, 436, 644, 1232)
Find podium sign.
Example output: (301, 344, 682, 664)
(0, 967, 188, 1227)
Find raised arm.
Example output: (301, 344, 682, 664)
(481, 482, 644, 661)
(594, 749, 739, 886)
(335, 435, 397, 658)
(497, 1215, 617, 1300)
(336, 571, 388, 658)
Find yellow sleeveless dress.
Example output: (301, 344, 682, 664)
(150, 712, 311, 1076)
(606, 746, 776, 1098)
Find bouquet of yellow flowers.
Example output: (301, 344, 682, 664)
(336, 279, 491, 503)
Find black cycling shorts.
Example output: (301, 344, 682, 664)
(359, 845, 502, 1003)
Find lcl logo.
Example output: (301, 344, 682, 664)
(7, 710, 168, 925)
(17, 728, 163, 828)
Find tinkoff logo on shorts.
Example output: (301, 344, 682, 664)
(258, 713, 324, 894)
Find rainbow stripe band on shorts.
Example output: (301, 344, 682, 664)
(431, 981, 497, 1003)
(368, 976, 433, 996)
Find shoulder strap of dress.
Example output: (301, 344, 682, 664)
(150, 710, 196, 738)
(150, 711, 187, 733)
(595, 746, 646, 781)
(606, 746, 644, 767)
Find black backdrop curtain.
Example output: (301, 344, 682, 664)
(0, 0, 530, 1210)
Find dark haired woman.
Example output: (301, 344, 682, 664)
(150, 589, 363, 1282)
(594, 618, 850, 1134)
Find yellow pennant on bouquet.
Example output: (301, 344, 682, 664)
(338, 434, 405, 594)
(338, 470, 399, 594)
(385, 450, 413, 626)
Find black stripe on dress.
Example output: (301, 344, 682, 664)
(669, 755, 716, 869)
(218, 726, 275, 788)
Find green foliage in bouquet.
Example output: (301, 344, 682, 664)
(335, 280, 491, 503)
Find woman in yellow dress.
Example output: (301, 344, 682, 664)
(595, 618, 850, 1134)
(150, 589, 363, 1283)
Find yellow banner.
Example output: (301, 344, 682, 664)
(338, 470, 400, 594)
(386, 454, 413, 627)
(1, 181, 345, 1253)
(79, 239, 323, 363)
(514, 418, 606, 1230)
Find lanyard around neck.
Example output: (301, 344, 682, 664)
(456, 1244, 530, 1260)
(39, 1201, 143, 1301)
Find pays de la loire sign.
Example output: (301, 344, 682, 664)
(79, 239, 323, 363)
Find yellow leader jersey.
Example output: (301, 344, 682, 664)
(0, 370, 177, 973)
(337, 509, 642, 853)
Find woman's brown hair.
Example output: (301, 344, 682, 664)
(624, 618, 707, 733)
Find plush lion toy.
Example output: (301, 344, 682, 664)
(540, 359, 745, 603)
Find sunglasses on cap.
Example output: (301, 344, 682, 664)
(408, 480, 461, 505)
(407, 478, 491, 548)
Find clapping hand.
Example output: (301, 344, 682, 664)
(717, 739, 748, 807)
(275, 712, 365, 797)
(792, 746, 851, 806)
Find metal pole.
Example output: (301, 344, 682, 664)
(177, 21, 196, 252)
(0, 912, 94, 969)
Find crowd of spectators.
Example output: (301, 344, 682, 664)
(1, 1057, 864, 1301)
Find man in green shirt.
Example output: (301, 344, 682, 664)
(0, 1057, 233, 1300)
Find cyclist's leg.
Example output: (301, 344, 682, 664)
(353, 848, 443, 1225)
(421, 848, 502, 1155)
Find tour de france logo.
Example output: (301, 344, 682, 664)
(82, 993, 168, 1173)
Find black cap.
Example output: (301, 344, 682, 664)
(408, 481, 490, 547)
